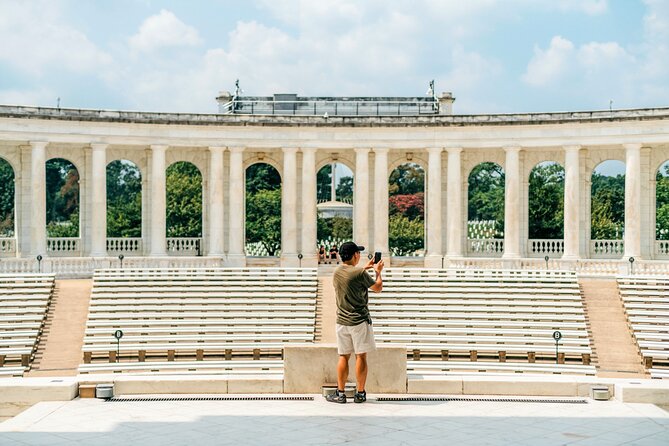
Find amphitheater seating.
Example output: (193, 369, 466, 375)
(78, 268, 318, 374)
(617, 276, 669, 379)
(371, 269, 595, 375)
(0, 273, 55, 377)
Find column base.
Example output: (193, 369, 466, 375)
(560, 254, 581, 261)
(424, 254, 444, 268)
(225, 253, 247, 267)
(280, 254, 300, 268)
(297, 254, 319, 268)
(89, 251, 108, 258)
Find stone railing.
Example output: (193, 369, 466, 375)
(107, 238, 143, 255)
(46, 237, 81, 256)
(166, 237, 202, 256)
(590, 240, 624, 258)
(656, 240, 669, 259)
(528, 239, 564, 257)
(0, 238, 16, 257)
(467, 238, 504, 257)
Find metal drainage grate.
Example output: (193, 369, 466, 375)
(107, 396, 314, 402)
(376, 397, 587, 404)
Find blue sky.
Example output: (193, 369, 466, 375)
(0, 0, 667, 114)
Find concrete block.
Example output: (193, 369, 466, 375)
(113, 376, 229, 395)
(618, 382, 669, 404)
(462, 376, 578, 396)
(407, 376, 463, 394)
(0, 377, 78, 404)
(283, 343, 406, 393)
(227, 376, 283, 394)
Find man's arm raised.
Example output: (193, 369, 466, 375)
(369, 260, 384, 293)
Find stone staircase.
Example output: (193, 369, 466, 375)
(27, 280, 92, 377)
(579, 278, 647, 378)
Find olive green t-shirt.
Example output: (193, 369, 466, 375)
(333, 264, 376, 326)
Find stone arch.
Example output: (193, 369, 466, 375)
(467, 162, 505, 243)
(590, 160, 625, 260)
(388, 162, 425, 256)
(316, 161, 354, 254)
(45, 157, 80, 237)
(166, 161, 203, 241)
(656, 159, 669, 245)
(527, 161, 565, 240)
(245, 162, 282, 256)
(0, 156, 15, 238)
(106, 159, 142, 238)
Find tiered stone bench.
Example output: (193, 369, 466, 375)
(78, 268, 318, 375)
(618, 275, 669, 379)
(371, 269, 595, 375)
(0, 273, 55, 376)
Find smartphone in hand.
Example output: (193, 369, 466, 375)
(374, 251, 381, 264)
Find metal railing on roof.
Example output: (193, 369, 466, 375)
(220, 98, 440, 116)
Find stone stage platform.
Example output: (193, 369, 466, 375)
(1, 393, 668, 445)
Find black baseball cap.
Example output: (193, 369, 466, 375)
(339, 241, 365, 260)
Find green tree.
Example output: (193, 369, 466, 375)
(166, 162, 202, 237)
(388, 163, 425, 195)
(468, 162, 505, 236)
(106, 160, 142, 237)
(0, 158, 14, 236)
(528, 162, 564, 239)
(331, 216, 353, 239)
(246, 163, 282, 255)
(317, 164, 332, 201)
(389, 215, 424, 256)
(591, 172, 625, 239)
(246, 189, 281, 255)
(336, 176, 353, 202)
(46, 158, 79, 237)
(657, 163, 669, 239)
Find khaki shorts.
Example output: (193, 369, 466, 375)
(336, 322, 376, 355)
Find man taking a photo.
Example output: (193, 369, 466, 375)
(326, 242, 384, 404)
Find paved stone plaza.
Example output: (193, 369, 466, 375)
(1, 396, 667, 445)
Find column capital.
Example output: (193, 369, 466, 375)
(281, 147, 299, 154)
(300, 147, 319, 153)
(228, 146, 245, 153)
(90, 142, 108, 151)
(373, 147, 390, 154)
(503, 145, 522, 153)
(426, 147, 443, 154)
(446, 146, 463, 155)
(150, 144, 168, 152)
(623, 143, 642, 151)
(354, 147, 371, 154)
(563, 144, 582, 152)
(208, 146, 226, 153)
(29, 141, 48, 150)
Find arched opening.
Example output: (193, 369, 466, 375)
(166, 161, 202, 255)
(656, 160, 669, 257)
(106, 160, 142, 254)
(45, 158, 80, 255)
(467, 162, 505, 256)
(246, 162, 281, 256)
(0, 158, 15, 256)
(528, 161, 565, 256)
(590, 160, 625, 257)
(388, 162, 425, 256)
(316, 162, 353, 263)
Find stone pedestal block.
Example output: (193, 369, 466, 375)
(283, 343, 406, 394)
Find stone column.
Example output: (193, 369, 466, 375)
(149, 145, 167, 256)
(502, 146, 522, 259)
(425, 147, 443, 267)
(30, 141, 47, 256)
(446, 147, 464, 258)
(89, 143, 108, 257)
(562, 145, 581, 260)
(373, 148, 389, 257)
(354, 148, 370, 253)
(281, 147, 299, 266)
(301, 148, 318, 267)
(208, 146, 225, 256)
(624, 143, 642, 259)
(227, 147, 246, 266)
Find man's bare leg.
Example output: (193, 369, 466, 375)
(355, 353, 367, 392)
(337, 354, 350, 391)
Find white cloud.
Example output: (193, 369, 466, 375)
(522, 36, 574, 87)
(555, 0, 608, 15)
(0, 87, 54, 106)
(128, 9, 202, 53)
(577, 41, 633, 73)
(0, 0, 112, 77)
